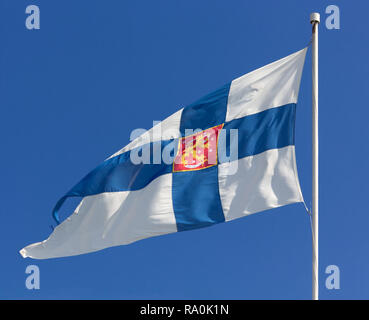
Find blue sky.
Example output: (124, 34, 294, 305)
(1, 0, 368, 299)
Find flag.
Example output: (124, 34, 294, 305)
(20, 48, 307, 259)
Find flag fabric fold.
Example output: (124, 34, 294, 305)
(20, 48, 307, 259)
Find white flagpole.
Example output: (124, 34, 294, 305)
(310, 12, 320, 301)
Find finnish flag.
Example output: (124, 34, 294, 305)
(21, 48, 307, 259)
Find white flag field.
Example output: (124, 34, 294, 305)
(21, 48, 307, 259)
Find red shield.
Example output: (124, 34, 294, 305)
(173, 124, 223, 172)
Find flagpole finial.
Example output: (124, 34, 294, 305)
(310, 12, 320, 24)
